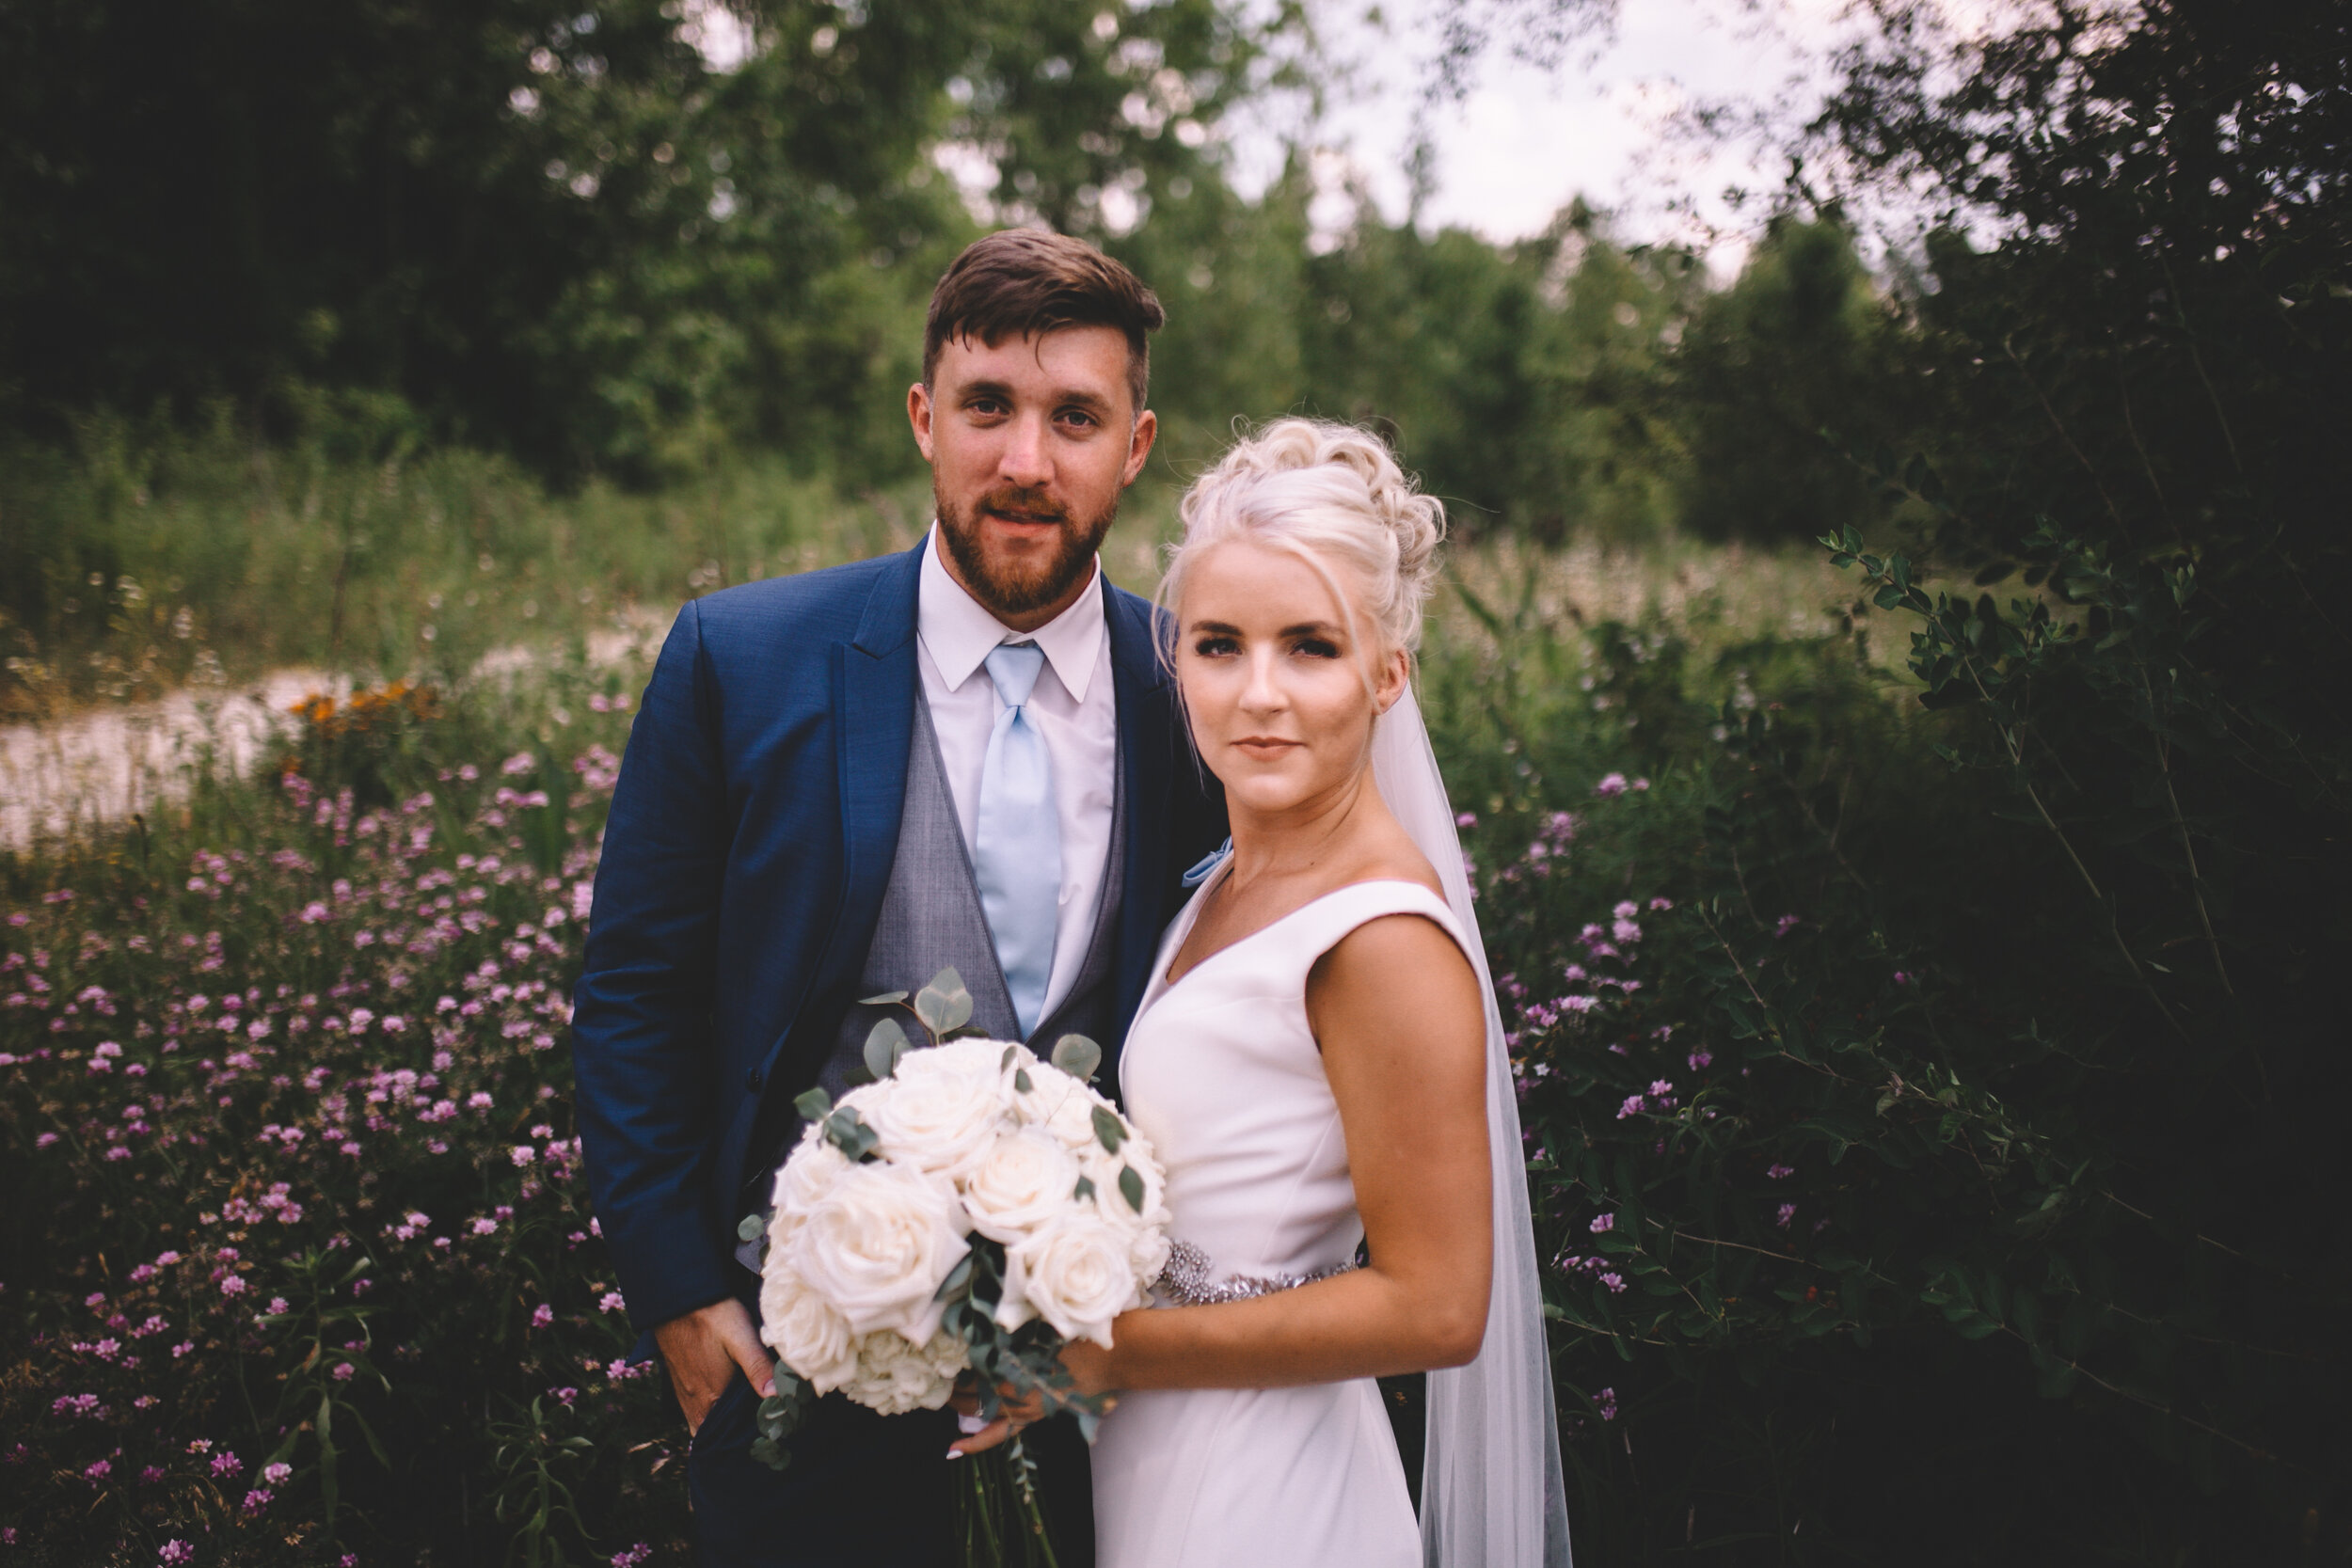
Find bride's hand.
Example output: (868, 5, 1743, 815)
(1058, 1335, 1117, 1399)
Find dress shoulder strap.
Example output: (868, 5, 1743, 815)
(1282, 879, 1471, 969)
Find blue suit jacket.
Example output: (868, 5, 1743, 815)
(573, 542, 1227, 1333)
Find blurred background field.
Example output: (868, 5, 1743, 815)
(3, 0, 2348, 1564)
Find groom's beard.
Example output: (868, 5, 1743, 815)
(935, 483, 1117, 619)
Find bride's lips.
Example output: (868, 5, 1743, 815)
(1232, 736, 1300, 760)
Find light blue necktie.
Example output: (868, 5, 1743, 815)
(974, 642, 1061, 1038)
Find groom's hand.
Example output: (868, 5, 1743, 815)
(655, 1297, 775, 1436)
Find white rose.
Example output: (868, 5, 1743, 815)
(1011, 1214, 1142, 1348)
(784, 1160, 971, 1342)
(844, 1329, 957, 1417)
(961, 1129, 1083, 1246)
(766, 1132, 852, 1248)
(1022, 1074, 1114, 1158)
(1127, 1216, 1172, 1286)
(863, 1038, 1014, 1179)
(758, 1265, 858, 1393)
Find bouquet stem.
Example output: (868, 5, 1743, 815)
(955, 1434, 1062, 1568)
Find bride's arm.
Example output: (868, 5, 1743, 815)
(1069, 911, 1493, 1394)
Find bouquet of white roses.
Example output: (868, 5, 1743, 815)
(747, 967, 1169, 1481)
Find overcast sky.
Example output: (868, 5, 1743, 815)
(1234, 0, 1896, 272)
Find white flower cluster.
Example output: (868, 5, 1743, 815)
(757, 1037, 1170, 1417)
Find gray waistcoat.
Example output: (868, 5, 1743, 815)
(739, 701, 1126, 1267)
(820, 697, 1128, 1101)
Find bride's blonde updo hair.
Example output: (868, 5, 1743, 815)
(1158, 419, 1446, 673)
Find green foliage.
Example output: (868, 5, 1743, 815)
(257, 1247, 396, 1533)
(1423, 548, 2346, 1557)
(1125, 187, 1713, 543)
(1672, 217, 1910, 542)
(0, 669, 684, 1564)
(486, 1395, 596, 1566)
(0, 0, 1295, 486)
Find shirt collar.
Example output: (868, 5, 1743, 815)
(918, 523, 1105, 704)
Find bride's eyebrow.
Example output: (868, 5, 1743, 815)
(1187, 619, 1244, 635)
(1279, 621, 1341, 639)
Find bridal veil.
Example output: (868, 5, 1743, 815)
(1371, 685, 1575, 1568)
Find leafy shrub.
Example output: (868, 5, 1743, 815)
(1426, 504, 2349, 1560)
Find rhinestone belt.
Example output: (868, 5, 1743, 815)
(1152, 1238, 1359, 1307)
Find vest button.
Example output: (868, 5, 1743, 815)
(743, 1068, 763, 1092)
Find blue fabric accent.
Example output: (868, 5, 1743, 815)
(1181, 837, 1234, 889)
(974, 642, 1061, 1037)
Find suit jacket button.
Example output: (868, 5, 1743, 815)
(744, 1068, 763, 1091)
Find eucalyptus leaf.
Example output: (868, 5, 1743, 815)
(864, 1016, 911, 1083)
(736, 1212, 764, 1243)
(1051, 1034, 1103, 1081)
(933, 1253, 976, 1302)
(824, 1107, 880, 1162)
(1090, 1105, 1127, 1154)
(914, 967, 975, 1037)
(1073, 1175, 1096, 1202)
(858, 990, 908, 1006)
(792, 1086, 832, 1121)
(1118, 1164, 1146, 1213)
(1013, 1068, 1033, 1094)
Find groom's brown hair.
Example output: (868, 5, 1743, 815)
(923, 230, 1166, 414)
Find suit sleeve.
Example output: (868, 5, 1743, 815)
(572, 599, 739, 1333)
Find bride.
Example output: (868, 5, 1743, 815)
(953, 420, 1572, 1568)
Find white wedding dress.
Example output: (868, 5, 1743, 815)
(1089, 866, 1467, 1568)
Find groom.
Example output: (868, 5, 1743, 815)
(573, 230, 1226, 1566)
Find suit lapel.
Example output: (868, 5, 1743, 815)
(832, 543, 925, 993)
(1105, 580, 1178, 1047)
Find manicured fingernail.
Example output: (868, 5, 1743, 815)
(945, 1448, 964, 1461)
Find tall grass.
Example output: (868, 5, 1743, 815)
(0, 413, 926, 719)
(3, 414, 1844, 721)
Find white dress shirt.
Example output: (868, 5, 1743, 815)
(916, 525, 1119, 1025)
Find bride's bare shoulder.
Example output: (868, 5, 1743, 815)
(1344, 821, 1447, 903)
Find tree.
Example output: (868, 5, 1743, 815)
(0, 0, 1289, 481)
